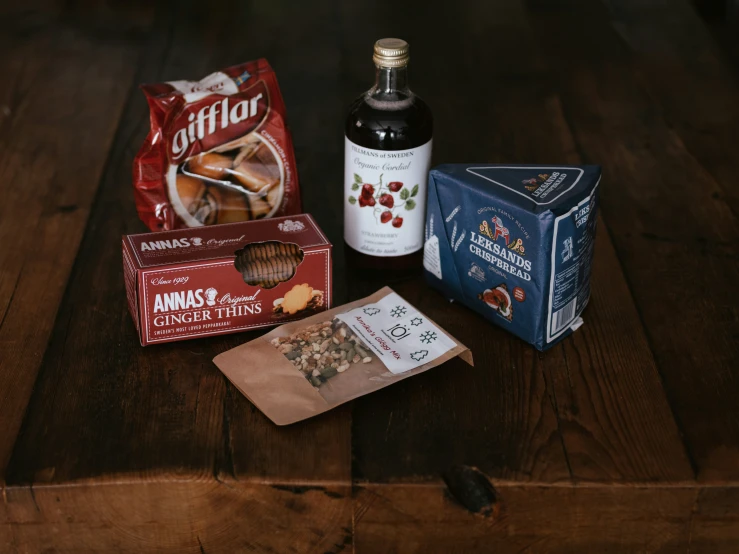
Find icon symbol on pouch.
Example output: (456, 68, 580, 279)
(420, 331, 437, 344)
(410, 317, 423, 326)
(363, 307, 380, 316)
(390, 305, 407, 318)
(386, 323, 411, 340)
(410, 350, 429, 362)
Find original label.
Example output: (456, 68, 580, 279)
(336, 292, 455, 374)
(546, 185, 599, 342)
(344, 138, 432, 257)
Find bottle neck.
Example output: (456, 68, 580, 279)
(372, 66, 410, 97)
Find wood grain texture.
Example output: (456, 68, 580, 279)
(351, 277, 571, 484)
(354, 482, 697, 554)
(524, 0, 739, 481)
(0, 0, 152, 478)
(4, 0, 352, 486)
(2, 479, 352, 553)
(343, 3, 571, 485)
(688, 487, 739, 553)
(548, 225, 693, 482)
(350, 0, 692, 486)
(607, 0, 739, 212)
(603, 0, 739, 483)
(0, 0, 737, 551)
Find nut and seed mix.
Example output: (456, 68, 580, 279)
(270, 318, 373, 388)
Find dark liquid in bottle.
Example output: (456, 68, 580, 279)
(344, 64, 433, 273)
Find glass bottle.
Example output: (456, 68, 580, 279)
(344, 38, 433, 271)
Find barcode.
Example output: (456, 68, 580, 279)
(552, 298, 577, 334)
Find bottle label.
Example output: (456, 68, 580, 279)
(344, 138, 432, 257)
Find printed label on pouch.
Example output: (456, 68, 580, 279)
(344, 138, 432, 257)
(336, 292, 455, 374)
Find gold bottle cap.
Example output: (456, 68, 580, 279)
(373, 38, 410, 68)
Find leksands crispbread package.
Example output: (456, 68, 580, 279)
(423, 164, 601, 350)
(133, 59, 300, 231)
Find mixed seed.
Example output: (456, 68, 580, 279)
(270, 318, 373, 388)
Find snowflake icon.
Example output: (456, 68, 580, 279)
(390, 305, 407, 318)
(363, 307, 380, 316)
(410, 317, 423, 326)
(420, 330, 437, 344)
(410, 350, 429, 362)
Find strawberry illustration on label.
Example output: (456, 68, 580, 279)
(347, 173, 418, 225)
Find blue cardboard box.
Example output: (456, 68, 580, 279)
(423, 164, 601, 350)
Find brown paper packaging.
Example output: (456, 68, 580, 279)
(213, 287, 473, 425)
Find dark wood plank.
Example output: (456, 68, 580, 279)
(351, 233, 692, 483)
(4, 0, 353, 486)
(689, 487, 739, 553)
(224, 0, 354, 482)
(4, 480, 737, 553)
(0, 495, 8, 553)
(694, 0, 739, 71)
(354, 482, 696, 553)
(349, 0, 692, 485)
(0, 1, 152, 478)
(517, 91, 693, 482)
(2, 0, 737, 550)
(606, 0, 739, 214)
(2, 480, 352, 553)
(6, 0, 690, 487)
(525, 0, 739, 481)
(352, 278, 571, 484)
(548, 225, 695, 482)
(340, 0, 570, 485)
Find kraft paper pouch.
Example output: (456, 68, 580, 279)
(213, 287, 473, 425)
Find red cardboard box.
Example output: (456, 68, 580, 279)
(122, 215, 332, 345)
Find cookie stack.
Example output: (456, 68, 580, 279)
(234, 241, 305, 288)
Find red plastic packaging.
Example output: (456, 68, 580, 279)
(133, 59, 301, 231)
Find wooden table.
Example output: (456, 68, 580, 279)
(1, 0, 738, 551)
